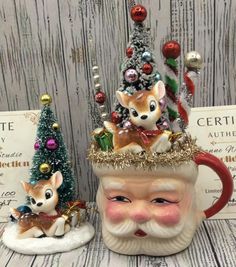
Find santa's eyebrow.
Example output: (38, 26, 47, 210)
(102, 180, 125, 191)
(150, 183, 177, 193)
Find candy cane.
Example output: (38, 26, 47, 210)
(162, 41, 181, 132)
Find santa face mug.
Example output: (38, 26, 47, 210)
(89, 3, 234, 257)
(92, 150, 233, 256)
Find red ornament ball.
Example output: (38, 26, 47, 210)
(111, 111, 121, 124)
(126, 47, 133, 58)
(46, 138, 58, 150)
(95, 91, 106, 104)
(162, 41, 181, 59)
(130, 4, 147, 23)
(142, 63, 153, 74)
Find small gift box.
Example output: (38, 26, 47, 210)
(93, 128, 113, 151)
(62, 200, 87, 227)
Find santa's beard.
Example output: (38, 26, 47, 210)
(101, 213, 198, 256)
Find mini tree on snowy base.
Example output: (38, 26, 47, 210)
(3, 93, 95, 254)
(30, 94, 75, 207)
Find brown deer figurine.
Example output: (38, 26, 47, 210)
(11, 171, 70, 239)
(104, 81, 172, 153)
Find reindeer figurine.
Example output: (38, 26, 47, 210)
(11, 171, 70, 239)
(104, 81, 172, 153)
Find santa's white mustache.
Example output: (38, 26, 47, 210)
(104, 218, 185, 238)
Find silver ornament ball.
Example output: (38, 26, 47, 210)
(142, 51, 152, 62)
(93, 74, 100, 81)
(101, 112, 108, 120)
(92, 66, 99, 73)
(184, 51, 203, 71)
(95, 83, 101, 91)
(155, 73, 162, 82)
(99, 105, 106, 112)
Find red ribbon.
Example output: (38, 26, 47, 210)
(135, 127, 163, 144)
(38, 210, 61, 221)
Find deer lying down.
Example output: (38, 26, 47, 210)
(105, 81, 172, 153)
(11, 172, 70, 239)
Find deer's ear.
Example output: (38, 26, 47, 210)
(116, 91, 130, 108)
(21, 181, 32, 194)
(152, 81, 166, 100)
(50, 171, 63, 189)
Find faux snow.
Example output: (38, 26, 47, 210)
(2, 222, 95, 255)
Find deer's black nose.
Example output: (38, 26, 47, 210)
(37, 202, 43, 207)
(141, 115, 148, 120)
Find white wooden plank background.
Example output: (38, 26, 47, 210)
(0, 0, 236, 201)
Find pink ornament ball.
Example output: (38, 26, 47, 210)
(124, 69, 138, 83)
(159, 98, 167, 111)
(34, 142, 40, 150)
(46, 138, 58, 150)
(162, 120, 169, 129)
(123, 120, 132, 128)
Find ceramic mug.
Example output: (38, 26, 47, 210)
(93, 151, 233, 256)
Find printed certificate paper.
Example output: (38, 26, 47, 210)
(0, 110, 39, 222)
(188, 105, 236, 219)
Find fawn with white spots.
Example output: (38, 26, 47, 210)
(11, 171, 70, 239)
(104, 81, 172, 153)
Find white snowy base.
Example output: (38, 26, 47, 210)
(2, 222, 95, 255)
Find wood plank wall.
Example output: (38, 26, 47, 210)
(0, 0, 235, 201)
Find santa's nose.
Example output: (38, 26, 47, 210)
(130, 208, 150, 223)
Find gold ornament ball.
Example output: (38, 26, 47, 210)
(184, 51, 203, 70)
(40, 94, 52, 105)
(39, 163, 51, 174)
(52, 122, 60, 131)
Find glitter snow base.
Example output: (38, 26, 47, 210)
(2, 222, 95, 255)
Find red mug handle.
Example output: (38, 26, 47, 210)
(194, 151, 233, 218)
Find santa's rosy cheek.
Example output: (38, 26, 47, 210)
(105, 202, 127, 223)
(154, 205, 180, 226)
